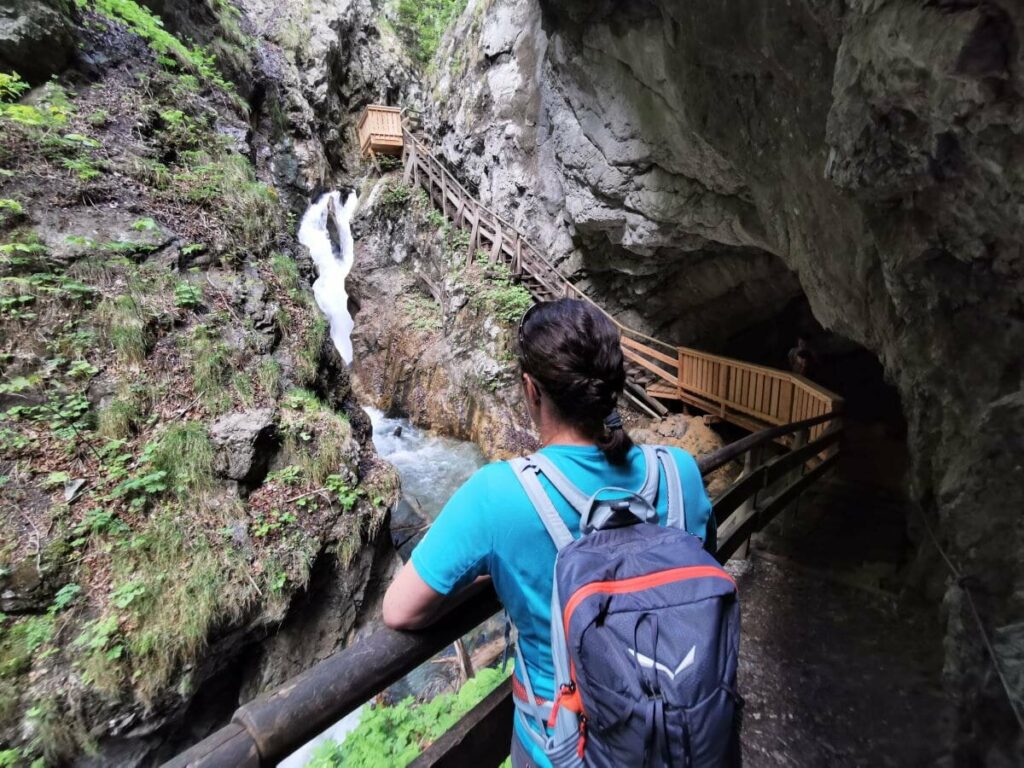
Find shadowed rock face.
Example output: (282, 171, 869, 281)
(432, 0, 1024, 759)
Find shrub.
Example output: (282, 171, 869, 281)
(309, 666, 510, 767)
(393, 0, 467, 64)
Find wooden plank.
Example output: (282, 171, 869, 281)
(453, 198, 465, 228)
(621, 335, 679, 367)
(622, 348, 677, 385)
(408, 680, 513, 768)
(403, 144, 416, 184)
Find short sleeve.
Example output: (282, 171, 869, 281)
(409, 465, 497, 596)
(669, 447, 714, 543)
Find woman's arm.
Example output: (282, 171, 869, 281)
(382, 561, 445, 630)
(383, 563, 492, 630)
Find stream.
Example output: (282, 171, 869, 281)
(281, 196, 490, 767)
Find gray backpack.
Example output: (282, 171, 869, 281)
(508, 445, 741, 767)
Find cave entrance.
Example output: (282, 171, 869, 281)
(713, 295, 913, 583)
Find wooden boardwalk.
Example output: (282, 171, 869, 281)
(398, 123, 843, 434)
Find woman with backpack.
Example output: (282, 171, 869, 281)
(383, 298, 741, 767)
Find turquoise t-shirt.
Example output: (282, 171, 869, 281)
(410, 443, 712, 766)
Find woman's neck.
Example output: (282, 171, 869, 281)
(538, 421, 594, 449)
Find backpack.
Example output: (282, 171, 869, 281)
(508, 445, 741, 768)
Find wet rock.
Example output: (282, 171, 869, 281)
(210, 408, 279, 487)
(32, 205, 175, 265)
(390, 495, 429, 560)
(0, 559, 46, 613)
(0, 0, 75, 84)
(241, 273, 282, 354)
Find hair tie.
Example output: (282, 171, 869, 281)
(604, 410, 623, 431)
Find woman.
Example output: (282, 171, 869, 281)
(383, 298, 714, 767)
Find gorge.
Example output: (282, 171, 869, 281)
(0, 0, 1021, 766)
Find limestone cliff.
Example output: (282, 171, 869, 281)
(349, 176, 537, 460)
(431, 0, 1024, 761)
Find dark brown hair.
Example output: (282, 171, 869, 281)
(518, 298, 634, 464)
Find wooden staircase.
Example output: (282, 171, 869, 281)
(372, 109, 842, 432)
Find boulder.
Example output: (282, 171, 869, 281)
(0, 0, 75, 84)
(210, 408, 279, 487)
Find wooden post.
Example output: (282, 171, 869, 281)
(513, 237, 522, 276)
(469, 206, 480, 260)
(490, 223, 503, 262)
(780, 428, 809, 533)
(403, 144, 416, 185)
(441, 173, 449, 219)
(732, 444, 764, 560)
(676, 348, 685, 400)
(453, 639, 474, 683)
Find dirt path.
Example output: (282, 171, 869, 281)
(730, 555, 952, 766)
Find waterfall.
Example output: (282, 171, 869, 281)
(297, 190, 359, 363)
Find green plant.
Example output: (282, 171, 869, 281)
(95, 293, 151, 365)
(130, 217, 158, 231)
(310, 666, 509, 767)
(49, 584, 82, 614)
(146, 421, 214, 498)
(0, 72, 29, 103)
(0, 615, 55, 677)
(393, 0, 467, 65)
(112, 470, 168, 509)
(61, 157, 102, 181)
(173, 280, 203, 308)
(67, 359, 98, 379)
(257, 356, 281, 398)
(189, 330, 231, 411)
(0, 199, 23, 221)
(294, 316, 326, 385)
(379, 182, 411, 210)
(325, 474, 362, 512)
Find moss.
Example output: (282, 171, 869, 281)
(95, 293, 151, 365)
(189, 328, 231, 412)
(294, 315, 327, 386)
(0, 615, 54, 679)
(96, 396, 140, 439)
(148, 421, 214, 498)
(257, 356, 281, 398)
(103, 507, 253, 704)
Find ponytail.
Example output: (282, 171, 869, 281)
(597, 410, 635, 465)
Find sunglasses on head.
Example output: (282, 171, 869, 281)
(517, 301, 547, 351)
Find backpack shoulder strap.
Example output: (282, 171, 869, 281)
(654, 446, 688, 531)
(509, 457, 575, 551)
(523, 453, 591, 516)
(637, 444, 660, 504)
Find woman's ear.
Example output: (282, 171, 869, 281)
(522, 373, 541, 405)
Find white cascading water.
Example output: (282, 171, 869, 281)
(297, 190, 359, 363)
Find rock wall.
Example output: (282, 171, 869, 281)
(349, 177, 537, 460)
(431, 0, 1024, 760)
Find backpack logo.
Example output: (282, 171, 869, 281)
(626, 645, 696, 681)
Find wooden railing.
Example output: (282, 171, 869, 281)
(398, 124, 843, 431)
(164, 413, 842, 768)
